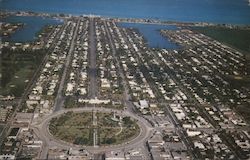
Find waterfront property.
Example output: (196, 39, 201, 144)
(1, 16, 62, 42)
(0, 15, 250, 159)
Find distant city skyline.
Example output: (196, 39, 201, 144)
(1, 0, 250, 24)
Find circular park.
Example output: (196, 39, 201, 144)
(48, 110, 140, 146)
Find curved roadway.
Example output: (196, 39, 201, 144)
(31, 107, 153, 157)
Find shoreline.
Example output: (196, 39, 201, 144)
(1, 10, 250, 28)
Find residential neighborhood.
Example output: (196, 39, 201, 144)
(1, 12, 250, 160)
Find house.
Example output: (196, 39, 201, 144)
(15, 113, 33, 124)
(139, 100, 149, 109)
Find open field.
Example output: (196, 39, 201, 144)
(0, 48, 46, 97)
(49, 112, 93, 145)
(192, 26, 250, 54)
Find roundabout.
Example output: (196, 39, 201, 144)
(48, 110, 140, 146)
(31, 107, 153, 153)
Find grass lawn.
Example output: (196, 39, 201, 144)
(49, 112, 93, 145)
(98, 119, 140, 145)
(192, 26, 250, 54)
(1, 66, 32, 96)
(0, 48, 46, 97)
(49, 112, 140, 146)
(97, 112, 120, 127)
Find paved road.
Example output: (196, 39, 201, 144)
(103, 21, 131, 103)
(88, 18, 98, 99)
(31, 107, 153, 155)
(103, 21, 153, 159)
(53, 20, 80, 112)
(120, 30, 200, 158)
(88, 17, 99, 148)
(32, 19, 153, 159)
(33, 20, 80, 159)
(0, 22, 67, 148)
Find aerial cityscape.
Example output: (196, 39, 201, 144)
(0, 0, 250, 160)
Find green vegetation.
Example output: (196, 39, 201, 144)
(49, 111, 140, 146)
(0, 125, 4, 133)
(236, 105, 250, 124)
(64, 97, 78, 108)
(36, 25, 55, 38)
(97, 112, 119, 127)
(193, 26, 250, 53)
(0, 47, 46, 97)
(49, 112, 93, 145)
(102, 122, 139, 144)
(97, 113, 139, 145)
(0, 125, 5, 141)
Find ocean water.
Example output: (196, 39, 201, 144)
(119, 23, 179, 49)
(1, 0, 250, 24)
(2, 16, 62, 42)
